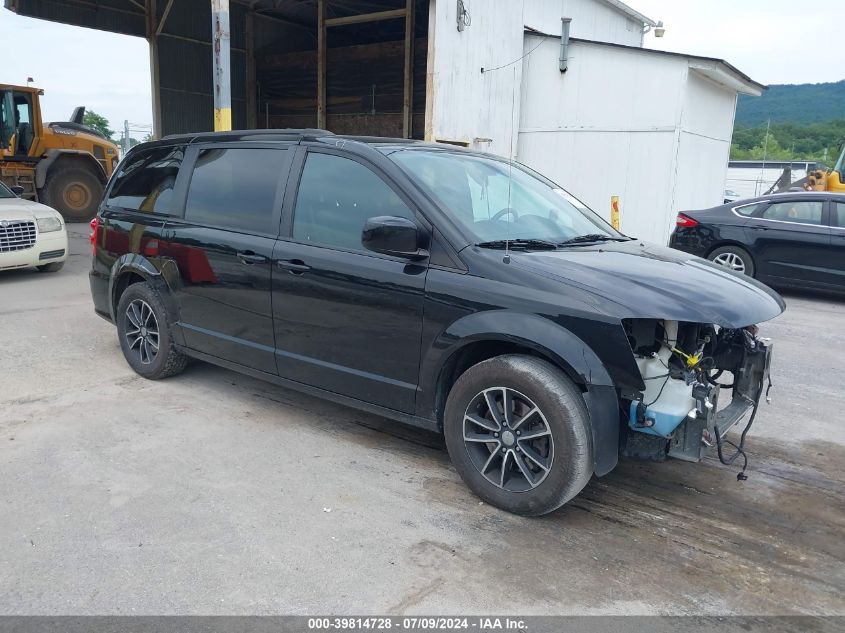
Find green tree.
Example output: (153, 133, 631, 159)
(731, 119, 845, 164)
(82, 110, 115, 140)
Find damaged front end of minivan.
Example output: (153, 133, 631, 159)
(619, 318, 773, 478)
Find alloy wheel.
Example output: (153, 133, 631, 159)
(712, 251, 746, 273)
(124, 299, 160, 365)
(462, 387, 554, 492)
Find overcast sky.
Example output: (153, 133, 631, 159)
(1, 0, 843, 136)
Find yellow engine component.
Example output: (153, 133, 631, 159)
(672, 347, 703, 369)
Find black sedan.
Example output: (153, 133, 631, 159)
(669, 192, 845, 292)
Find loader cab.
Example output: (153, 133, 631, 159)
(0, 90, 15, 154)
(831, 142, 845, 192)
(0, 86, 40, 157)
(12, 92, 35, 156)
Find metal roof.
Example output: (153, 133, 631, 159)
(598, 0, 657, 28)
(524, 27, 766, 96)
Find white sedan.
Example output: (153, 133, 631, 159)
(0, 182, 68, 273)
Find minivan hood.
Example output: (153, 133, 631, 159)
(510, 240, 785, 328)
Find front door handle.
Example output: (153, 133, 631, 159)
(277, 258, 310, 274)
(237, 251, 267, 265)
(749, 224, 770, 231)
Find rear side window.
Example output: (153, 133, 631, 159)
(834, 202, 845, 228)
(292, 153, 415, 252)
(733, 203, 763, 217)
(184, 147, 288, 234)
(107, 146, 184, 214)
(761, 200, 824, 225)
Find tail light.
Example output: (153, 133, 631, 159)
(89, 217, 101, 255)
(676, 213, 698, 228)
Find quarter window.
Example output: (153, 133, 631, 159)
(733, 203, 762, 217)
(108, 146, 184, 214)
(760, 200, 824, 225)
(292, 153, 416, 252)
(834, 202, 845, 228)
(184, 147, 288, 234)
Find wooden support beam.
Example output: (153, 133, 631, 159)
(155, 0, 174, 36)
(402, 0, 415, 138)
(325, 8, 406, 28)
(145, 0, 162, 138)
(317, 0, 327, 129)
(245, 10, 257, 129)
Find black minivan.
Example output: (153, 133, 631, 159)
(90, 130, 784, 516)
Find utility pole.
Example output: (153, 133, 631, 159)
(212, 0, 232, 131)
(123, 119, 130, 154)
(757, 119, 771, 196)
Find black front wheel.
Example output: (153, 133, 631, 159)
(443, 355, 593, 516)
(116, 282, 187, 380)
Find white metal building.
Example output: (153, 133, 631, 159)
(425, 1, 764, 243)
(8, 0, 764, 243)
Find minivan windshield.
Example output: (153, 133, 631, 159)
(387, 148, 624, 245)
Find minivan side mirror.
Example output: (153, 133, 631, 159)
(362, 216, 428, 260)
(10, 186, 24, 196)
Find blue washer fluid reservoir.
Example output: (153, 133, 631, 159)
(629, 355, 696, 438)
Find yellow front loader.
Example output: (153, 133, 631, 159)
(807, 140, 845, 193)
(1, 84, 120, 221)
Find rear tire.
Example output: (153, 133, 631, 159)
(36, 262, 64, 273)
(708, 245, 755, 277)
(116, 282, 187, 380)
(443, 355, 593, 516)
(40, 164, 103, 223)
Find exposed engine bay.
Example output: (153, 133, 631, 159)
(621, 319, 773, 478)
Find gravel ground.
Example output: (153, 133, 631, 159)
(1, 225, 843, 615)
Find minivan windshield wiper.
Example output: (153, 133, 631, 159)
(476, 238, 559, 250)
(557, 234, 631, 246)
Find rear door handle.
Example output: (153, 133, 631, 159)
(277, 258, 310, 274)
(749, 224, 770, 231)
(237, 251, 267, 265)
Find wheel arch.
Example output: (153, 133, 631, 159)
(109, 255, 181, 342)
(35, 149, 107, 189)
(705, 240, 756, 261)
(419, 311, 620, 476)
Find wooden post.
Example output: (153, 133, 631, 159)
(145, 0, 162, 139)
(611, 196, 621, 230)
(402, 0, 415, 138)
(211, 0, 232, 131)
(245, 10, 257, 129)
(317, 0, 327, 129)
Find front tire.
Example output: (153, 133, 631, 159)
(443, 355, 593, 516)
(40, 164, 103, 222)
(116, 282, 187, 380)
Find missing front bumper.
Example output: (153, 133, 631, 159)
(668, 337, 773, 464)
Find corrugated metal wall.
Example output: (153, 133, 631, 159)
(8, 0, 248, 136)
(157, 0, 247, 135)
(8, 0, 145, 36)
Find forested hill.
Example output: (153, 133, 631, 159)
(736, 80, 845, 127)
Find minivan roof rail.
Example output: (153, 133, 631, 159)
(161, 128, 336, 142)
